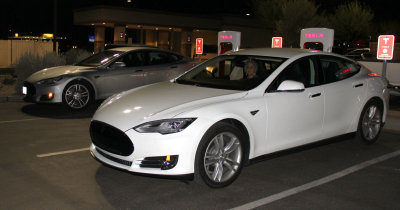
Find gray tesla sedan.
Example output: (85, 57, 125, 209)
(23, 47, 194, 110)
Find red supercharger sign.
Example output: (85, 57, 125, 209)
(196, 38, 203, 54)
(377, 35, 395, 60)
(272, 37, 283, 48)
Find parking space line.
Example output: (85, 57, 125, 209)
(37, 147, 90, 158)
(0, 118, 44, 124)
(230, 150, 400, 210)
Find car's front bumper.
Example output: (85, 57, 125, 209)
(22, 81, 65, 103)
(89, 121, 205, 176)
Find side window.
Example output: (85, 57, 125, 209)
(114, 52, 145, 67)
(320, 55, 360, 83)
(194, 59, 232, 80)
(268, 56, 318, 91)
(148, 51, 171, 65)
(170, 53, 183, 62)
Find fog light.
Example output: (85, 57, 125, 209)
(139, 155, 179, 170)
(161, 155, 178, 170)
(47, 92, 54, 99)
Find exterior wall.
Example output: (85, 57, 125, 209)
(157, 31, 170, 50)
(0, 40, 57, 68)
(94, 26, 105, 53)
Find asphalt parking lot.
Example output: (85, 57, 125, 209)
(1, 100, 399, 209)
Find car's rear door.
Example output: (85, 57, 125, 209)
(141, 50, 189, 83)
(318, 55, 366, 139)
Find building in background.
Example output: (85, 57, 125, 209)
(73, 5, 271, 58)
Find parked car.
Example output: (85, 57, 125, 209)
(344, 48, 370, 60)
(104, 44, 157, 50)
(89, 48, 389, 188)
(22, 47, 194, 109)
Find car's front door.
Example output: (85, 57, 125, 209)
(94, 51, 149, 98)
(263, 56, 324, 154)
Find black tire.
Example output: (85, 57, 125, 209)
(356, 100, 383, 144)
(62, 80, 94, 110)
(194, 122, 245, 188)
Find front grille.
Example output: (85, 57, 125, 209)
(96, 148, 132, 166)
(23, 82, 36, 96)
(90, 121, 134, 156)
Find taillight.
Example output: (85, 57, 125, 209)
(368, 73, 381, 77)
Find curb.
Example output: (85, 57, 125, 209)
(0, 96, 24, 102)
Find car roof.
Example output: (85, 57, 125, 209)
(231, 48, 321, 58)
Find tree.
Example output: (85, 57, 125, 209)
(275, 0, 327, 47)
(329, 1, 373, 45)
(377, 20, 400, 38)
(251, 0, 285, 29)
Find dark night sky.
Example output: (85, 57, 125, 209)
(1, 0, 399, 45)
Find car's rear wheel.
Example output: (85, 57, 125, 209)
(357, 100, 383, 144)
(195, 122, 244, 188)
(62, 80, 93, 110)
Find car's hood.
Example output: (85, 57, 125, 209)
(93, 81, 246, 131)
(26, 65, 95, 82)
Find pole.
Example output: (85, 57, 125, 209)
(53, 0, 57, 53)
(382, 60, 387, 78)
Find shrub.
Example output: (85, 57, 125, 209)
(14, 52, 66, 93)
(65, 49, 92, 65)
(2, 77, 16, 85)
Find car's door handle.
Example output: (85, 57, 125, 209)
(353, 83, 364, 88)
(309, 93, 321, 98)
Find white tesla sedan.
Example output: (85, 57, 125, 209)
(89, 48, 389, 188)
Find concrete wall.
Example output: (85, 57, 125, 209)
(0, 40, 57, 68)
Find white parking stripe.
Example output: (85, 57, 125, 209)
(0, 118, 44, 124)
(37, 147, 90, 158)
(231, 150, 400, 210)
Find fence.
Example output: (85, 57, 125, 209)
(0, 39, 57, 68)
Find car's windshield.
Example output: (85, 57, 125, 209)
(76, 51, 122, 67)
(175, 55, 286, 90)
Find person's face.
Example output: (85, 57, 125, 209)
(246, 64, 256, 78)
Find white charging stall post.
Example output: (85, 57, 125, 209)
(300, 28, 334, 52)
(218, 31, 241, 55)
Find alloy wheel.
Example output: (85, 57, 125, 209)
(203, 132, 242, 183)
(361, 105, 382, 141)
(65, 84, 90, 109)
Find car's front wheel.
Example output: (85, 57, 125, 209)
(357, 100, 383, 144)
(195, 122, 244, 188)
(62, 80, 93, 110)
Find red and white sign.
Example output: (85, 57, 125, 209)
(377, 35, 395, 60)
(196, 38, 203, 55)
(272, 37, 283, 48)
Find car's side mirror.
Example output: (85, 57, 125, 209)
(277, 80, 305, 92)
(110, 61, 126, 69)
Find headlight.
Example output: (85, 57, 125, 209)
(36, 76, 63, 85)
(134, 118, 196, 135)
